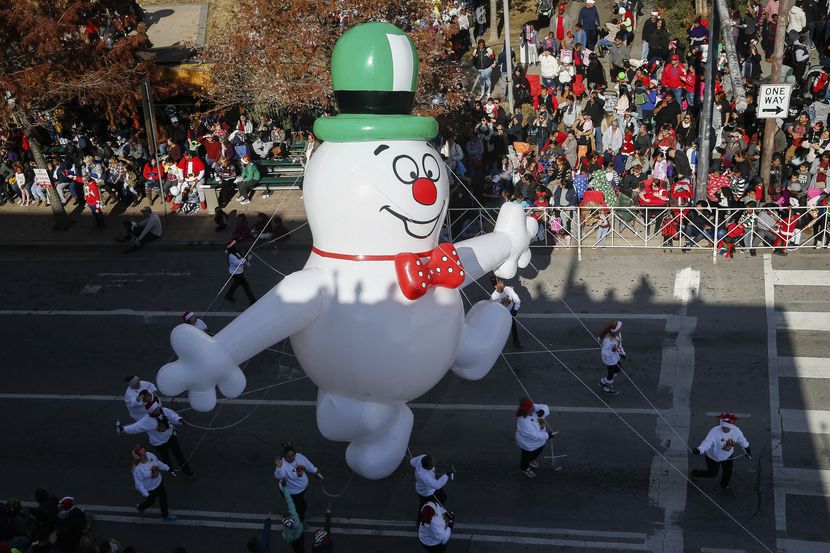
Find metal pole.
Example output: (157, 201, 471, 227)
(502, 0, 515, 113)
(759, 0, 793, 201)
(141, 81, 168, 222)
(715, 0, 747, 113)
(695, 0, 720, 201)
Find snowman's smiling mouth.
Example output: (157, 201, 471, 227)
(379, 202, 444, 239)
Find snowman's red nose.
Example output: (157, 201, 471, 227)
(412, 177, 437, 206)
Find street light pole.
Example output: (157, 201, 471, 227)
(695, 0, 720, 200)
(759, 0, 793, 200)
(502, 0, 515, 113)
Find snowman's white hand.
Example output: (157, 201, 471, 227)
(156, 324, 246, 412)
(493, 202, 538, 279)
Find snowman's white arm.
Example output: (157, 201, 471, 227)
(455, 233, 512, 287)
(216, 268, 329, 364)
(454, 201, 538, 285)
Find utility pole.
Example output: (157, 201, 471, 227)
(759, 0, 793, 200)
(716, 0, 747, 113)
(695, 0, 720, 201)
(502, 0, 515, 113)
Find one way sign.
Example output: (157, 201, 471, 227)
(757, 84, 792, 119)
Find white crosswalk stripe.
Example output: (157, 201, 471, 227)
(764, 261, 830, 551)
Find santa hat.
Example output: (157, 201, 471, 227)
(132, 445, 146, 460)
(621, 132, 635, 155)
(719, 412, 738, 425)
(313, 530, 329, 545)
(125, 375, 140, 387)
(226, 239, 237, 250)
(519, 398, 534, 413)
(59, 497, 75, 511)
(610, 320, 623, 332)
(419, 504, 436, 524)
(182, 311, 196, 322)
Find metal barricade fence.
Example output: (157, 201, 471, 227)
(443, 205, 830, 260)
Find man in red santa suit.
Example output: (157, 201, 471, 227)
(175, 150, 207, 211)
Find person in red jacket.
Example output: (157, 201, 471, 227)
(660, 55, 686, 106)
(142, 159, 161, 206)
(682, 68, 697, 110)
(198, 134, 221, 175)
(83, 174, 105, 228)
(175, 151, 207, 211)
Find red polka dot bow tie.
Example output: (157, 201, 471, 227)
(394, 243, 465, 300)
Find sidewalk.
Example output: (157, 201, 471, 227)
(0, 191, 312, 250)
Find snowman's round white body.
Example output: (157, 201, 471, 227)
(157, 23, 538, 479)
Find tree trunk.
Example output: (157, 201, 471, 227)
(489, 0, 499, 42)
(26, 125, 73, 231)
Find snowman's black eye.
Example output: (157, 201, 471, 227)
(392, 154, 419, 184)
(422, 153, 440, 182)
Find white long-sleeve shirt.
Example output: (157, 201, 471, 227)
(136, 213, 162, 241)
(410, 455, 449, 497)
(418, 501, 452, 546)
(228, 252, 250, 275)
(132, 452, 170, 497)
(491, 286, 521, 312)
(273, 453, 319, 495)
(124, 381, 158, 421)
(697, 424, 749, 462)
(122, 408, 182, 446)
(515, 403, 550, 451)
(539, 54, 560, 79)
(601, 334, 626, 366)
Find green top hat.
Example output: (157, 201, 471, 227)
(313, 22, 438, 143)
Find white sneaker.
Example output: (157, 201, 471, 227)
(603, 386, 620, 396)
(600, 378, 609, 386)
(529, 460, 540, 469)
(240, 199, 250, 205)
(522, 468, 536, 478)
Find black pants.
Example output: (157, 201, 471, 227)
(155, 435, 193, 475)
(520, 445, 545, 471)
(238, 180, 258, 200)
(218, 179, 236, 206)
(692, 456, 734, 489)
(137, 482, 169, 517)
(510, 309, 521, 345)
(226, 273, 256, 305)
(606, 363, 621, 382)
(291, 491, 307, 522)
(289, 535, 306, 553)
(418, 488, 447, 509)
(421, 542, 447, 552)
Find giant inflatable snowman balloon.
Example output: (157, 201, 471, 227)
(157, 22, 538, 479)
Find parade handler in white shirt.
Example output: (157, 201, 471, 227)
(418, 500, 452, 552)
(181, 311, 208, 332)
(123, 376, 157, 421)
(515, 398, 556, 478)
(690, 413, 751, 496)
(273, 442, 324, 522)
(131, 445, 177, 521)
(410, 454, 454, 510)
(599, 320, 626, 396)
(490, 276, 523, 348)
(118, 399, 196, 478)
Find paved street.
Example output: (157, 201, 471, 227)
(2, 247, 828, 552)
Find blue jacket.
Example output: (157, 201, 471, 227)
(281, 488, 304, 543)
(578, 7, 600, 31)
(641, 90, 658, 112)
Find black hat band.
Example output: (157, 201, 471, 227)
(335, 90, 415, 115)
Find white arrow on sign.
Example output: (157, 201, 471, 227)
(757, 84, 792, 119)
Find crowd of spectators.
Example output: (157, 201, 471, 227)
(438, 0, 830, 254)
(2, 0, 830, 257)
